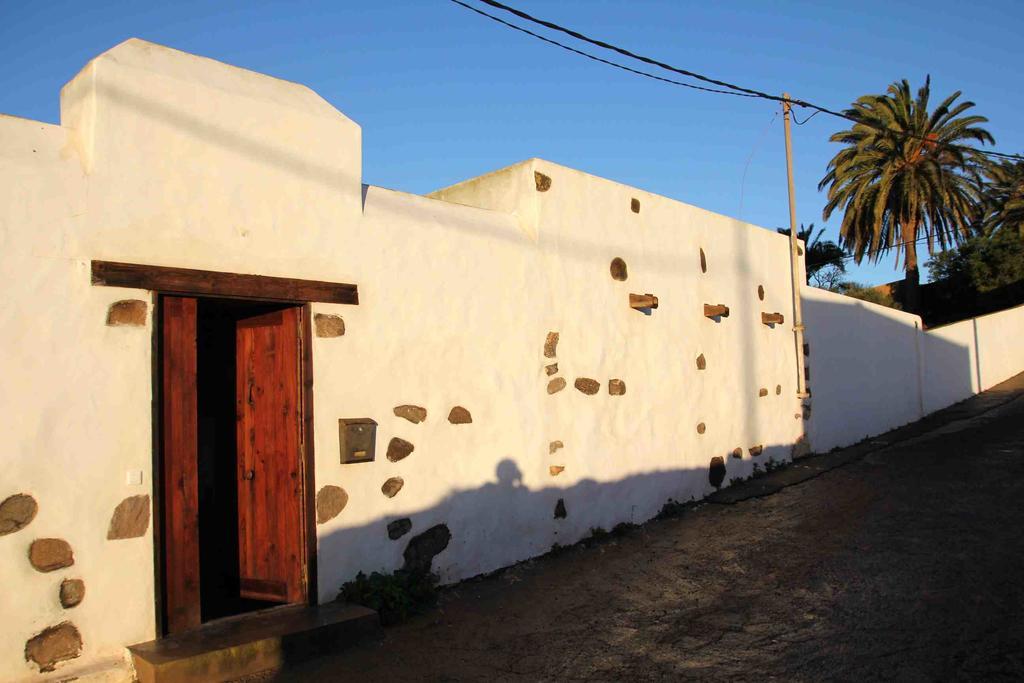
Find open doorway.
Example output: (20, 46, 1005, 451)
(159, 296, 312, 635)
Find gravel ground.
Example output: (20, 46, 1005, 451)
(273, 376, 1024, 681)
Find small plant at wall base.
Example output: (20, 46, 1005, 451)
(338, 569, 439, 625)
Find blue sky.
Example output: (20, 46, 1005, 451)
(2, 0, 1021, 285)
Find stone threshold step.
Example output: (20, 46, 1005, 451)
(129, 602, 380, 683)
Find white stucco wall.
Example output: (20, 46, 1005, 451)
(3, 38, 1023, 682)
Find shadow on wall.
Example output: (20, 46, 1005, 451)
(316, 446, 793, 602)
(802, 289, 975, 453)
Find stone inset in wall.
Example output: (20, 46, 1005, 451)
(402, 524, 451, 573)
(59, 579, 85, 609)
(314, 314, 345, 337)
(696, 353, 706, 370)
(545, 363, 559, 376)
(387, 518, 412, 540)
(749, 445, 764, 456)
(549, 465, 564, 476)
(25, 622, 82, 673)
(696, 422, 706, 434)
(610, 257, 628, 281)
(544, 332, 559, 358)
(107, 494, 150, 540)
(608, 379, 626, 396)
(758, 388, 768, 397)
(549, 440, 563, 454)
(382, 477, 404, 498)
(776, 384, 782, 395)
(700, 248, 707, 273)
(554, 498, 567, 519)
(731, 448, 743, 459)
(547, 377, 566, 394)
(447, 406, 472, 424)
(316, 485, 348, 524)
(575, 378, 600, 395)
(106, 299, 147, 326)
(29, 539, 74, 573)
(534, 171, 552, 192)
(630, 198, 640, 213)
(0, 493, 38, 535)
(708, 457, 726, 488)
(386, 437, 415, 463)
(394, 405, 427, 424)
(758, 285, 765, 301)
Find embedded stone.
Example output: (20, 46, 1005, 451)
(759, 388, 768, 397)
(448, 406, 472, 424)
(25, 622, 82, 673)
(316, 486, 348, 524)
(107, 495, 150, 540)
(29, 539, 74, 573)
(106, 300, 147, 326)
(549, 440, 563, 454)
(393, 405, 427, 424)
(758, 284, 765, 301)
(731, 448, 743, 459)
(802, 404, 812, 419)
(696, 353, 706, 370)
(0, 493, 38, 535)
(544, 332, 559, 358)
(534, 171, 552, 192)
(776, 384, 782, 395)
(699, 248, 707, 273)
(608, 379, 626, 396)
(387, 518, 413, 540)
(630, 198, 640, 213)
(708, 457, 726, 488)
(554, 498, 567, 519)
(59, 579, 85, 609)
(545, 363, 559, 376)
(575, 378, 600, 395)
(792, 436, 811, 460)
(314, 314, 345, 337)
(696, 422, 706, 434)
(610, 257, 628, 281)
(803, 342, 810, 356)
(749, 445, 764, 456)
(402, 524, 451, 573)
(382, 477, 404, 498)
(549, 465, 564, 476)
(386, 437, 415, 463)
(547, 377, 566, 394)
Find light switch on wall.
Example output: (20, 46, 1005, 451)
(125, 470, 143, 485)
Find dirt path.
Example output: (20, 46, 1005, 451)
(277, 376, 1024, 681)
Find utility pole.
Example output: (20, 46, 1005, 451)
(783, 93, 809, 399)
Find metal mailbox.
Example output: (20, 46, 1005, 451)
(339, 417, 377, 464)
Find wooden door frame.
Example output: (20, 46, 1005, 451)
(151, 295, 318, 637)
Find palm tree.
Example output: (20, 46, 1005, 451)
(818, 77, 993, 312)
(981, 159, 1024, 237)
(776, 223, 847, 289)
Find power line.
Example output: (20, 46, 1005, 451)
(447, 0, 757, 97)
(791, 110, 820, 126)
(454, 0, 1024, 163)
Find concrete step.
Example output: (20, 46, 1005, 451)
(128, 603, 381, 683)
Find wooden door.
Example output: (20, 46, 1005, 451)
(161, 296, 202, 634)
(235, 306, 306, 604)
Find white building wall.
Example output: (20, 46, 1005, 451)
(1, 38, 1023, 682)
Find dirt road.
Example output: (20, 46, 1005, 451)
(278, 375, 1024, 680)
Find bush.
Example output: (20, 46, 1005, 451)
(338, 569, 439, 625)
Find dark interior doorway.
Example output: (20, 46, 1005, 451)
(160, 295, 311, 635)
(196, 299, 284, 621)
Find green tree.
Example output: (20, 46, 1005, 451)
(776, 223, 847, 290)
(980, 159, 1024, 237)
(838, 282, 902, 310)
(927, 227, 1024, 293)
(818, 77, 993, 312)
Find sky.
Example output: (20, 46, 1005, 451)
(2, 0, 1021, 286)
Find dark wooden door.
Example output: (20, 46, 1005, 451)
(235, 306, 306, 603)
(161, 296, 202, 634)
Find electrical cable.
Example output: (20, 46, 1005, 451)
(453, 0, 1024, 163)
